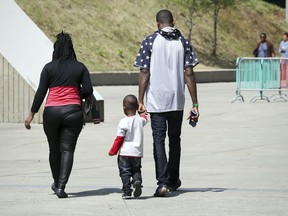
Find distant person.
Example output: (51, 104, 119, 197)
(134, 9, 199, 197)
(279, 32, 288, 86)
(253, 33, 275, 57)
(24, 31, 93, 198)
(108, 95, 148, 199)
(278, 32, 288, 57)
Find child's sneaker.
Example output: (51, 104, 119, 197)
(133, 181, 142, 198)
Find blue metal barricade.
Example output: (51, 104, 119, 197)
(232, 57, 288, 103)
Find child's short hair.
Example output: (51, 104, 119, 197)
(123, 95, 138, 111)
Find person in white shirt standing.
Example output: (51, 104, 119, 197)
(279, 32, 288, 89)
(134, 9, 200, 197)
(109, 95, 148, 199)
(279, 32, 288, 57)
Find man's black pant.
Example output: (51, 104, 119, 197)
(150, 111, 183, 187)
(43, 105, 83, 189)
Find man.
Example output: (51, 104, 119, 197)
(279, 32, 288, 57)
(253, 32, 275, 57)
(134, 9, 199, 197)
(279, 32, 288, 87)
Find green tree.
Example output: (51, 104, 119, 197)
(176, 0, 243, 57)
(206, 0, 245, 57)
(175, 0, 204, 41)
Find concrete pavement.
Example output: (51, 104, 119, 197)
(0, 82, 288, 216)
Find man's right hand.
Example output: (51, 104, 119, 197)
(138, 103, 146, 114)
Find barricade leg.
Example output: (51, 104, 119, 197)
(231, 90, 244, 103)
(270, 90, 288, 101)
(250, 90, 270, 102)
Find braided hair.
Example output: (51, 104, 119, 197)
(52, 31, 77, 63)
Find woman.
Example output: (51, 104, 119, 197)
(25, 32, 93, 198)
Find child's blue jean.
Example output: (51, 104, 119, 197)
(118, 155, 142, 195)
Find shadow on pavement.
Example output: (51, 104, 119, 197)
(69, 187, 122, 198)
(168, 187, 228, 197)
(67, 187, 228, 199)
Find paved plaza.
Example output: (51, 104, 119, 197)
(0, 82, 287, 216)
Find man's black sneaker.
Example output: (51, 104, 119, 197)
(168, 179, 181, 191)
(153, 185, 168, 197)
(133, 181, 142, 198)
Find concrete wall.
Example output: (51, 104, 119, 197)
(0, 53, 43, 123)
(90, 69, 236, 86)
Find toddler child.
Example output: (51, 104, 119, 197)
(109, 95, 147, 198)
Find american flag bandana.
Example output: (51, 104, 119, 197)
(134, 28, 199, 69)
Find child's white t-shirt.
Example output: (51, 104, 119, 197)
(117, 115, 147, 157)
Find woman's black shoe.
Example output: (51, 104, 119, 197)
(55, 188, 68, 198)
(51, 183, 58, 193)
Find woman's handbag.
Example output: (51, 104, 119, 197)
(83, 97, 92, 115)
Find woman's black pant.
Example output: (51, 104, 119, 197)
(43, 105, 83, 189)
